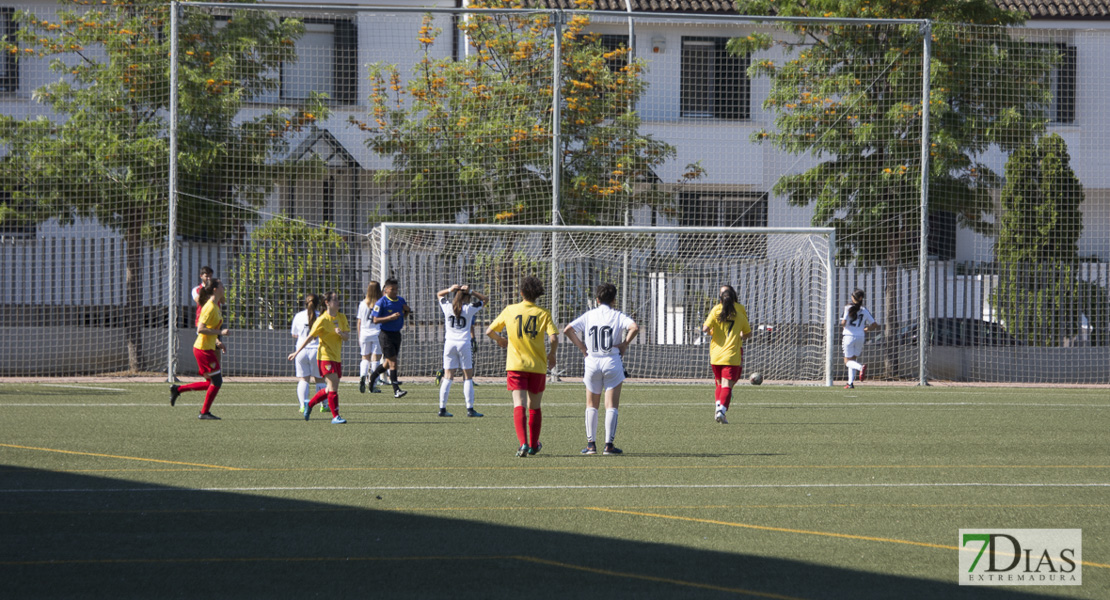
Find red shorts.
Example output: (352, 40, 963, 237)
(712, 363, 742, 383)
(194, 348, 221, 377)
(506, 370, 546, 394)
(318, 360, 343, 379)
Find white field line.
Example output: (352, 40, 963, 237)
(37, 384, 127, 392)
(3, 482, 1109, 494)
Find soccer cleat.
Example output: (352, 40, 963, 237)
(516, 444, 530, 458)
(169, 385, 180, 407)
(859, 364, 867, 382)
(715, 410, 728, 424)
(304, 405, 312, 421)
(434, 369, 444, 386)
(394, 389, 408, 399)
(603, 444, 623, 455)
(528, 443, 542, 456)
(581, 442, 597, 455)
(438, 408, 453, 417)
(368, 377, 379, 394)
(331, 416, 347, 424)
(198, 412, 220, 420)
(844, 383, 855, 389)
(466, 408, 484, 418)
(359, 375, 367, 394)
(320, 404, 328, 413)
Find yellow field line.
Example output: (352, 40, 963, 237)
(587, 507, 1110, 569)
(0, 443, 242, 471)
(514, 555, 808, 599)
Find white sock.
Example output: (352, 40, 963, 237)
(846, 360, 863, 372)
(439, 379, 452, 409)
(463, 379, 475, 409)
(360, 359, 370, 378)
(297, 380, 309, 408)
(605, 408, 618, 444)
(585, 407, 598, 443)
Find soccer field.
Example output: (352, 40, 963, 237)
(1, 381, 1107, 599)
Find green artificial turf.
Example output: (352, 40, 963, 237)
(0, 381, 1106, 599)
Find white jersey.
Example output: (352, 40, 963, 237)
(356, 300, 382, 337)
(291, 310, 320, 350)
(439, 297, 484, 343)
(841, 305, 876, 338)
(568, 304, 635, 359)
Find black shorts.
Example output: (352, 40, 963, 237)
(379, 330, 402, 359)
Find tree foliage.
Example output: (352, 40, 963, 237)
(353, 0, 701, 225)
(227, 217, 348, 330)
(992, 134, 1093, 346)
(732, 0, 1055, 269)
(0, 0, 327, 371)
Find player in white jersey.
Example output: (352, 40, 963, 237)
(436, 284, 488, 417)
(356, 281, 384, 394)
(563, 283, 639, 455)
(841, 288, 879, 389)
(290, 294, 326, 412)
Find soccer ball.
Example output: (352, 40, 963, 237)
(749, 372, 763, 385)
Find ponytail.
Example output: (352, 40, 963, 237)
(848, 289, 865, 322)
(304, 293, 321, 331)
(452, 289, 471, 318)
(197, 279, 220, 307)
(717, 285, 737, 322)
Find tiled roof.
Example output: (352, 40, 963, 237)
(530, 0, 1110, 19)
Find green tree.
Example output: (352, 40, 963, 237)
(0, 1, 327, 371)
(732, 0, 1057, 372)
(992, 134, 1086, 346)
(226, 217, 348, 330)
(353, 0, 701, 226)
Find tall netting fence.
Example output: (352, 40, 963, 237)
(0, 1, 1105, 383)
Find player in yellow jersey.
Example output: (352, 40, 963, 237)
(486, 276, 558, 457)
(289, 291, 350, 424)
(170, 279, 229, 420)
(701, 285, 752, 424)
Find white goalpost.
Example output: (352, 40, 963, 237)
(369, 223, 837, 385)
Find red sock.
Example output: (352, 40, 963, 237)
(327, 391, 339, 418)
(201, 384, 220, 413)
(721, 388, 732, 410)
(513, 406, 528, 446)
(180, 381, 208, 393)
(714, 385, 726, 405)
(528, 409, 542, 447)
(307, 388, 327, 410)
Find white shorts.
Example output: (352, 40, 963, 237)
(582, 355, 625, 394)
(443, 340, 473, 371)
(359, 333, 382, 357)
(842, 336, 864, 358)
(295, 346, 321, 378)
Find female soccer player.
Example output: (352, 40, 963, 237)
(170, 278, 229, 420)
(288, 291, 350, 424)
(367, 278, 410, 398)
(701, 285, 752, 424)
(486, 276, 558, 457)
(436, 284, 489, 418)
(356, 281, 384, 394)
(563, 283, 639, 455)
(290, 293, 325, 413)
(841, 288, 879, 389)
(191, 266, 213, 326)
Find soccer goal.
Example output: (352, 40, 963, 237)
(367, 223, 838, 385)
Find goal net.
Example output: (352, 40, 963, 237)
(368, 223, 837, 385)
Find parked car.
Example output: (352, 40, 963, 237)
(895, 318, 1024, 347)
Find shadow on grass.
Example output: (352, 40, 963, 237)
(0, 466, 1081, 600)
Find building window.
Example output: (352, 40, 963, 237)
(678, 192, 767, 257)
(927, 210, 956, 261)
(1048, 43, 1077, 124)
(599, 33, 631, 72)
(254, 18, 358, 105)
(0, 8, 18, 93)
(680, 37, 749, 120)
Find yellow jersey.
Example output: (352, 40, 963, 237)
(309, 312, 350, 363)
(488, 301, 557, 374)
(703, 303, 751, 366)
(194, 301, 222, 351)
